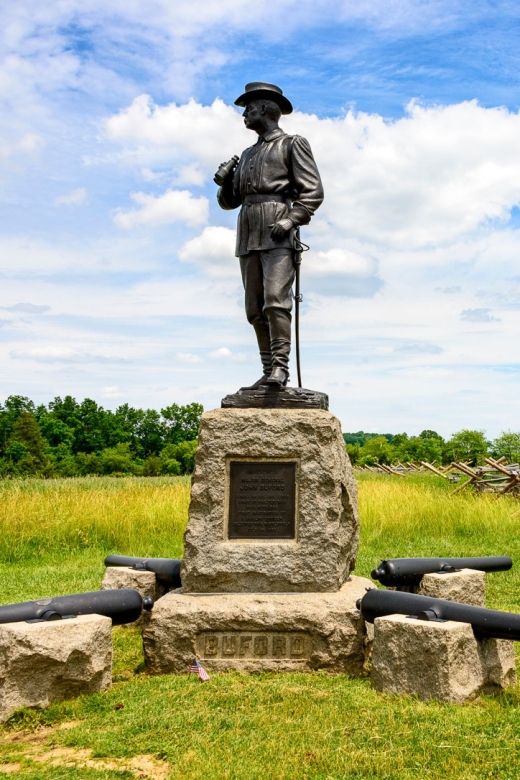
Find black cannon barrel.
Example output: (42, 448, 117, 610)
(104, 555, 182, 588)
(357, 588, 520, 641)
(371, 556, 512, 587)
(0, 589, 153, 626)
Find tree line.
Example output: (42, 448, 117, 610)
(343, 429, 520, 467)
(0, 395, 203, 477)
(2, 394, 517, 477)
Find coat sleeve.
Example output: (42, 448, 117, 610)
(216, 157, 243, 211)
(287, 136, 324, 227)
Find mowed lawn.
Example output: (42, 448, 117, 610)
(1, 473, 520, 779)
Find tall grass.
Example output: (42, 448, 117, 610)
(1, 471, 518, 607)
(0, 476, 190, 564)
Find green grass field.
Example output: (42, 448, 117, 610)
(1, 473, 520, 779)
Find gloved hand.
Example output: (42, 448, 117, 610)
(269, 218, 293, 238)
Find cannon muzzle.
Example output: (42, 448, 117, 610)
(104, 555, 182, 588)
(357, 588, 520, 641)
(0, 589, 153, 626)
(370, 556, 512, 587)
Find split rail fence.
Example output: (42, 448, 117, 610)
(354, 458, 520, 507)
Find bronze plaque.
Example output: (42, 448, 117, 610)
(228, 461, 296, 539)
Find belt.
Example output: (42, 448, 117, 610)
(242, 193, 289, 205)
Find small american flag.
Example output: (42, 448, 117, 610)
(189, 658, 210, 682)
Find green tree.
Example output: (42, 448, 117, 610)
(419, 429, 444, 441)
(134, 409, 164, 457)
(48, 443, 79, 477)
(396, 436, 443, 464)
(343, 431, 394, 446)
(445, 429, 490, 465)
(159, 440, 198, 474)
(359, 436, 396, 465)
(38, 414, 75, 449)
(98, 443, 140, 475)
(162, 403, 203, 445)
(75, 452, 100, 475)
(6, 411, 49, 474)
(491, 431, 520, 463)
(0, 395, 35, 455)
(345, 443, 360, 465)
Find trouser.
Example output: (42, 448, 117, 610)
(239, 248, 295, 374)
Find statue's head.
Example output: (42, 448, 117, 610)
(242, 98, 282, 131)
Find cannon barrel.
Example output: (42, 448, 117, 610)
(0, 589, 153, 626)
(104, 555, 182, 588)
(357, 588, 520, 641)
(370, 556, 512, 587)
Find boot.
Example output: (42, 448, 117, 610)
(240, 316, 273, 390)
(265, 307, 291, 387)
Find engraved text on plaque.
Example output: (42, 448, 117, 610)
(228, 461, 296, 539)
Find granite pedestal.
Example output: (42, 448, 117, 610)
(144, 407, 363, 674)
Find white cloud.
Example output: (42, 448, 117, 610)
(10, 347, 83, 362)
(101, 385, 124, 398)
(394, 342, 444, 354)
(9, 346, 126, 363)
(0, 132, 44, 158)
(54, 187, 87, 206)
(141, 168, 165, 182)
(105, 95, 247, 174)
(178, 226, 237, 277)
(209, 347, 232, 358)
(0, 236, 162, 276)
(107, 97, 520, 252)
(460, 308, 501, 323)
(285, 101, 520, 250)
(113, 189, 208, 229)
(208, 347, 246, 361)
(174, 163, 205, 187)
(1, 302, 50, 313)
(305, 247, 383, 297)
(177, 351, 200, 363)
(436, 286, 462, 294)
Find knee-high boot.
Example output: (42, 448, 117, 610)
(252, 316, 273, 377)
(265, 307, 291, 383)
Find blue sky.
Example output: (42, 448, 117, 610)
(1, 0, 520, 437)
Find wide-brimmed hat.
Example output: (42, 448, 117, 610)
(234, 82, 293, 115)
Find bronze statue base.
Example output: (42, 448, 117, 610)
(221, 386, 328, 410)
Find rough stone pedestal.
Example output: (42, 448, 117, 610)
(0, 615, 112, 722)
(181, 408, 359, 594)
(371, 614, 516, 704)
(148, 407, 363, 675)
(143, 576, 372, 675)
(415, 569, 486, 606)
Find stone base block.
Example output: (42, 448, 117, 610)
(0, 615, 112, 722)
(101, 566, 165, 602)
(416, 569, 486, 606)
(478, 637, 517, 693)
(371, 614, 516, 704)
(143, 575, 372, 675)
(182, 408, 359, 593)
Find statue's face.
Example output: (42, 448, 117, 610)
(242, 100, 264, 131)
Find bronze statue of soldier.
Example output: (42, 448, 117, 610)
(215, 82, 324, 388)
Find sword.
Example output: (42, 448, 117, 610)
(293, 231, 309, 389)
